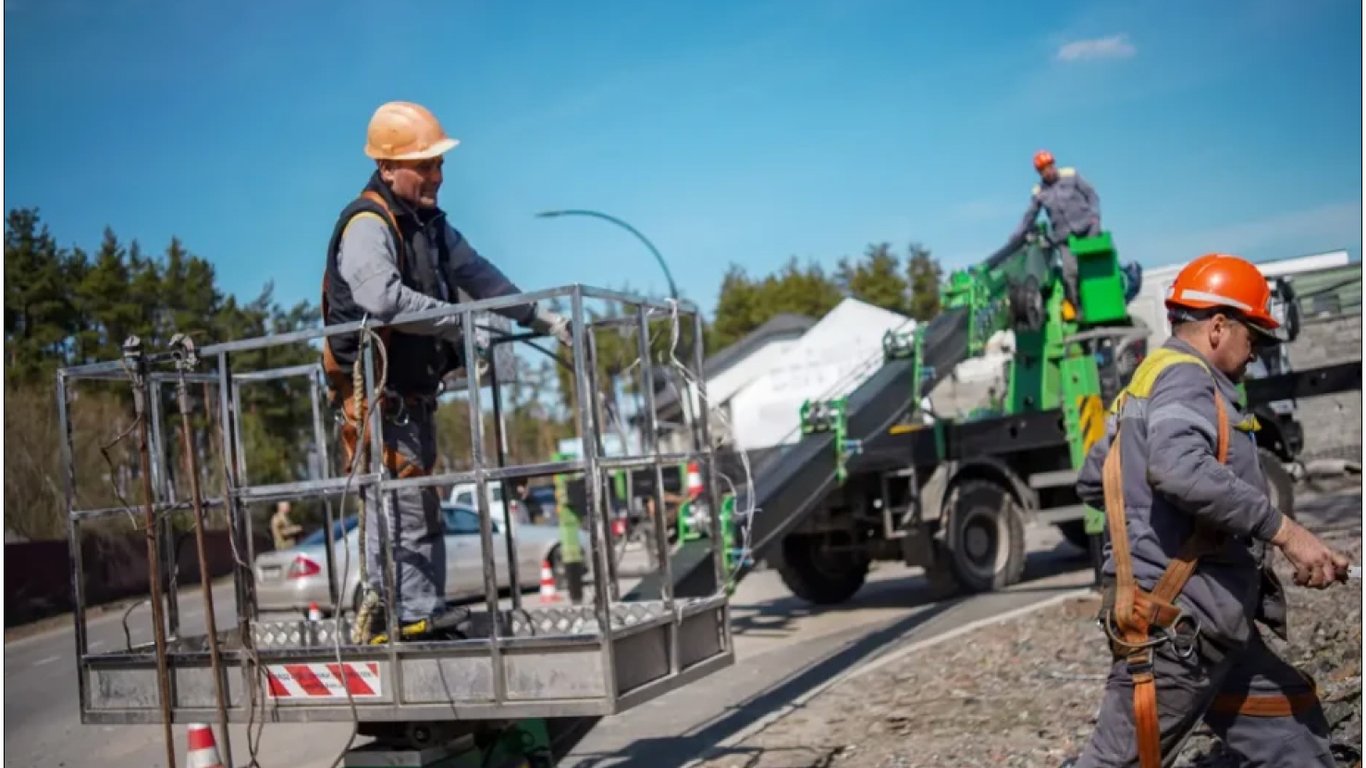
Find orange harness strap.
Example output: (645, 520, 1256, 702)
(1210, 668, 1319, 718)
(336, 384, 431, 480)
(1102, 394, 1229, 768)
(321, 189, 404, 386)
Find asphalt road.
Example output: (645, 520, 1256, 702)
(4, 523, 1093, 768)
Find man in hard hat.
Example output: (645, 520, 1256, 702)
(321, 100, 573, 640)
(1069, 253, 1348, 767)
(995, 150, 1101, 317)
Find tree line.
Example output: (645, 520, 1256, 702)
(709, 242, 943, 350)
(4, 207, 945, 541)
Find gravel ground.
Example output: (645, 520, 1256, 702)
(694, 489, 1362, 768)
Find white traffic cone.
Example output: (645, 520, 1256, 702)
(185, 723, 225, 768)
(308, 601, 322, 621)
(539, 559, 561, 604)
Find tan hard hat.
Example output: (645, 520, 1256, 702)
(364, 101, 459, 161)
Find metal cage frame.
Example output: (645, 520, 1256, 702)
(58, 284, 733, 726)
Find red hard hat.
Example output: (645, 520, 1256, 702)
(1164, 253, 1279, 331)
(1033, 150, 1055, 170)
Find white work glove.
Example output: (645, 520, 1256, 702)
(532, 307, 573, 348)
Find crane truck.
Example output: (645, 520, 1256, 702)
(58, 232, 1358, 766)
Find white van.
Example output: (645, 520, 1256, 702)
(447, 482, 509, 527)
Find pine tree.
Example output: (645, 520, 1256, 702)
(837, 242, 910, 314)
(907, 243, 943, 321)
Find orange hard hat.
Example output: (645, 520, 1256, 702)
(1164, 253, 1278, 331)
(364, 101, 459, 161)
(1033, 150, 1055, 170)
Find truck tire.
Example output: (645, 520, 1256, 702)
(776, 533, 869, 605)
(946, 480, 1026, 593)
(1260, 448, 1295, 519)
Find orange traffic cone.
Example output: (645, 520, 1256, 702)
(185, 723, 225, 768)
(539, 559, 561, 604)
(308, 601, 322, 621)
(685, 461, 704, 500)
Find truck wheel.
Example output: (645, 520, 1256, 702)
(1260, 448, 1295, 519)
(1056, 520, 1090, 551)
(776, 533, 869, 605)
(946, 480, 1025, 593)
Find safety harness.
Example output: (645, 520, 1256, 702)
(1100, 348, 1317, 767)
(320, 189, 433, 482)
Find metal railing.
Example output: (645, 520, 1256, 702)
(58, 284, 733, 744)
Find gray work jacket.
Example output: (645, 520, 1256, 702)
(1076, 337, 1287, 649)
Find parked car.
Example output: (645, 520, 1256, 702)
(447, 482, 510, 526)
(253, 503, 589, 616)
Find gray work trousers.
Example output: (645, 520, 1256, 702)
(1055, 220, 1098, 306)
(1075, 628, 1334, 767)
(356, 402, 445, 624)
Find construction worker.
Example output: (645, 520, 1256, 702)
(995, 150, 1100, 315)
(321, 100, 572, 638)
(270, 500, 302, 550)
(1070, 253, 1349, 767)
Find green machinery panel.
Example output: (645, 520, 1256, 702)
(1072, 232, 1128, 325)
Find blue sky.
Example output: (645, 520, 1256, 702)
(5, 0, 1362, 320)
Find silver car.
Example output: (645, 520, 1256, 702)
(253, 503, 589, 616)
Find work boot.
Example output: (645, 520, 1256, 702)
(367, 606, 473, 645)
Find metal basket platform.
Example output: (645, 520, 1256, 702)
(81, 595, 731, 724)
(61, 285, 735, 733)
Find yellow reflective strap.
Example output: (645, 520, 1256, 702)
(340, 210, 388, 239)
(1121, 349, 1209, 400)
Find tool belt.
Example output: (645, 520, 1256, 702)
(1101, 376, 1318, 768)
(331, 375, 435, 480)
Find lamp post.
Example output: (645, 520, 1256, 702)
(534, 209, 679, 300)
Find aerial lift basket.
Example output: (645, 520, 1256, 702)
(57, 285, 734, 727)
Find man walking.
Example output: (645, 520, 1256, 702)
(1071, 253, 1349, 767)
(321, 100, 572, 640)
(995, 150, 1101, 316)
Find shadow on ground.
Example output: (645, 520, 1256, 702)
(726, 541, 1092, 641)
(563, 553, 1091, 767)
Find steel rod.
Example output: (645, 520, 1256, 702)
(465, 311, 508, 704)
(692, 310, 727, 598)
(361, 338, 400, 659)
(487, 349, 523, 610)
(147, 379, 180, 638)
(309, 374, 341, 610)
(232, 363, 321, 382)
(636, 306, 676, 623)
(570, 287, 620, 706)
(70, 497, 227, 522)
(125, 338, 178, 768)
(587, 330, 621, 600)
(58, 372, 91, 714)
(170, 336, 232, 768)
(216, 352, 253, 638)
(56, 288, 700, 381)
(229, 381, 256, 588)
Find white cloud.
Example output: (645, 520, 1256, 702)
(1055, 34, 1137, 62)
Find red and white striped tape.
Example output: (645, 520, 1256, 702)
(264, 662, 383, 700)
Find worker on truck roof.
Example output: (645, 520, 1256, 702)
(1068, 253, 1348, 767)
(321, 100, 572, 641)
(994, 150, 1100, 318)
